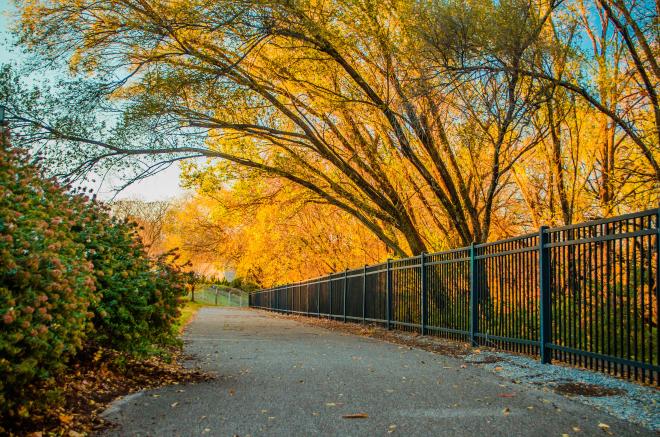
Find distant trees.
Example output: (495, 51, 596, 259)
(2, 0, 658, 257)
(110, 200, 172, 255)
(160, 178, 389, 285)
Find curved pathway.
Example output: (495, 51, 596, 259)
(103, 307, 654, 436)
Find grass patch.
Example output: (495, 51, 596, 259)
(176, 300, 205, 333)
(191, 286, 249, 307)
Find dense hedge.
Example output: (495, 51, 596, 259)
(78, 207, 188, 351)
(0, 131, 188, 420)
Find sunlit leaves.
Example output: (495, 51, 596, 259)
(5, 0, 659, 257)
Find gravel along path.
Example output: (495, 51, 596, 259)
(464, 352, 660, 432)
(102, 307, 657, 436)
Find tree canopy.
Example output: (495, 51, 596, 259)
(2, 0, 658, 258)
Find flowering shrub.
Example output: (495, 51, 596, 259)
(0, 141, 96, 418)
(0, 131, 188, 420)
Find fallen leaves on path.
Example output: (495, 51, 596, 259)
(342, 413, 369, 419)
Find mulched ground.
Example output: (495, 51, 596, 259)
(2, 346, 213, 437)
(552, 382, 625, 397)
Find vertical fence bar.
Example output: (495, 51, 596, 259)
(421, 252, 427, 335)
(386, 258, 392, 330)
(469, 243, 478, 346)
(656, 208, 660, 374)
(343, 269, 347, 322)
(539, 225, 552, 364)
(317, 281, 320, 317)
(362, 265, 369, 322)
(329, 277, 333, 319)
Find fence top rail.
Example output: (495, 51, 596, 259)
(546, 207, 658, 233)
(251, 207, 658, 294)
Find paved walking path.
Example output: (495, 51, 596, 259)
(103, 307, 654, 436)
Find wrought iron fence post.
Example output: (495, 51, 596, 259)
(284, 285, 288, 313)
(656, 207, 660, 329)
(317, 281, 320, 317)
(343, 269, 348, 322)
(362, 265, 367, 324)
(469, 242, 478, 346)
(386, 258, 392, 330)
(539, 225, 552, 364)
(329, 278, 333, 319)
(421, 252, 427, 335)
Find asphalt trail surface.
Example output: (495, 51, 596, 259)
(103, 307, 653, 436)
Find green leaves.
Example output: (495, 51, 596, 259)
(0, 133, 189, 421)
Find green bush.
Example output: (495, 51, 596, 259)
(83, 211, 188, 350)
(0, 132, 188, 420)
(0, 142, 96, 418)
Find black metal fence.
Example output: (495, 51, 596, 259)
(250, 209, 659, 384)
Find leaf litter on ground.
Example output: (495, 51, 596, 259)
(3, 345, 213, 436)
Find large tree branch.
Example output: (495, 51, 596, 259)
(9, 111, 409, 256)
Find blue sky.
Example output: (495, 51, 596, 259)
(0, 0, 16, 64)
(0, 0, 185, 201)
